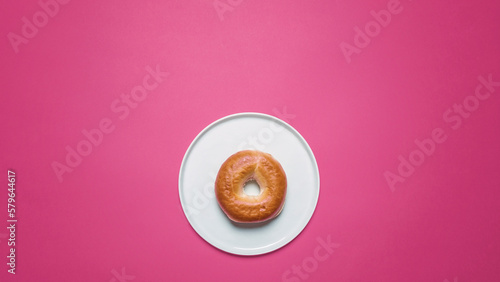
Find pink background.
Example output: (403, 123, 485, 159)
(1, 0, 500, 281)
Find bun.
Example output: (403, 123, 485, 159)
(215, 150, 287, 223)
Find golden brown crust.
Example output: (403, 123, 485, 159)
(215, 150, 287, 223)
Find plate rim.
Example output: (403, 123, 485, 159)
(178, 112, 320, 256)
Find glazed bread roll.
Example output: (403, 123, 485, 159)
(215, 150, 287, 223)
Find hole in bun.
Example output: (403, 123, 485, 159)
(243, 179, 261, 196)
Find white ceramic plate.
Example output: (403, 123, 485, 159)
(178, 113, 320, 256)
